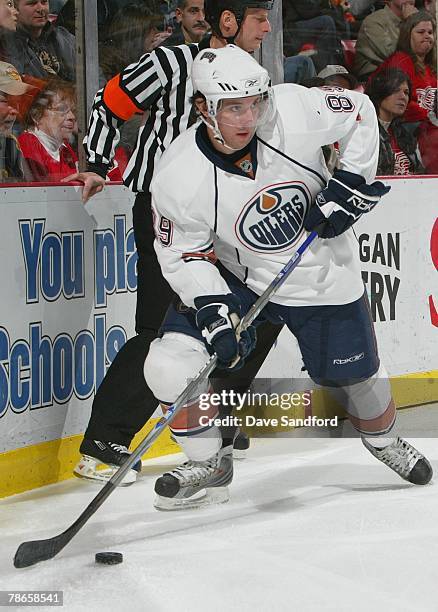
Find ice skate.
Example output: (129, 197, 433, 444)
(154, 446, 233, 510)
(73, 439, 142, 486)
(362, 436, 433, 485)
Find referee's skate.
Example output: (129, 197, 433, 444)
(73, 439, 142, 486)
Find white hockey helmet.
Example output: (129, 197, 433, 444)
(192, 45, 271, 117)
(191, 45, 273, 149)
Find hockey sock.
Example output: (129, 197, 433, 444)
(326, 365, 396, 436)
(170, 425, 222, 462)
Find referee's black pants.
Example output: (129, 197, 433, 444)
(84, 192, 282, 447)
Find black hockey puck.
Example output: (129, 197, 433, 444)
(95, 552, 123, 565)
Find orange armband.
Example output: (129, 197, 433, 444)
(103, 74, 143, 121)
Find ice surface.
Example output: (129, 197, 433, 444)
(2, 405, 438, 612)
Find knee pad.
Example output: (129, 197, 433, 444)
(326, 364, 396, 435)
(144, 332, 210, 404)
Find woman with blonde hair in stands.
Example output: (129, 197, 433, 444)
(373, 10, 438, 173)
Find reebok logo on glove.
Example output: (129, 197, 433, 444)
(305, 169, 391, 239)
(208, 317, 227, 333)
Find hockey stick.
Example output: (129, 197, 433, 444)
(13, 230, 318, 568)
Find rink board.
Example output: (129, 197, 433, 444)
(0, 180, 437, 497)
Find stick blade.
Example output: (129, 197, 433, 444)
(14, 535, 67, 568)
(13, 480, 116, 569)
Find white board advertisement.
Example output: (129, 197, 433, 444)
(0, 186, 137, 453)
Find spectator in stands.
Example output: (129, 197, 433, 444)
(99, 3, 172, 165)
(354, 0, 417, 80)
(0, 0, 17, 31)
(19, 78, 124, 180)
(375, 11, 436, 121)
(349, 0, 377, 19)
(99, 3, 170, 82)
(324, 0, 360, 40)
(374, 10, 438, 173)
(366, 67, 424, 175)
(165, 0, 208, 46)
(0, 0, 18, 30)
(8, 0, 75, 81)
(0, 0, 18, 61)
(282, 0, 342, 72)
(423, 0, 436, 15)
(317, 64, 358, 89)
(18, 79, 78, 180)
(0, 61, 34, 181)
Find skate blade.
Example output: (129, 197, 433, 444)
(154, 486, 230, 511)
(73, 456, 138, 486)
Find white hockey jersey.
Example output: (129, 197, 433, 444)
(150, 84, 379, 308)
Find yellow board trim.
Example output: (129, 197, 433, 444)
(1, 371, 437, 498)
(0, 419, 180, 499)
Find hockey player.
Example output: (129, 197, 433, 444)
(68, 1, 283, 485)
(145, 45, 433, 510)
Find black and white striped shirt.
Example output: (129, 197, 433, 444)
(84, 42, 201, 193)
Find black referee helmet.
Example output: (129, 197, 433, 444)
(205, 0, 274, 38)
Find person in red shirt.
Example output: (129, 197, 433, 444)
(372, 11, 438, 173)
(18, 78, 123, 182)
(18, 79, 78, 181)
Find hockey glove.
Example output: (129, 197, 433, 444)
(194, 294, 257, 370)
(304, 169, 391, 239)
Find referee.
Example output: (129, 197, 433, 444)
(66, 0, 282, 484)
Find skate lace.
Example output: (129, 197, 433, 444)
(378, 439, 419, 476)
(108, 442, 129, 454)
(170, 457, 218, 486)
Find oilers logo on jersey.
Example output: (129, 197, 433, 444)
(235, 182, 311, 253)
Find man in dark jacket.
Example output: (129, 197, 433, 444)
(282, 0, 342, 72)
(8, 0, 75, 81)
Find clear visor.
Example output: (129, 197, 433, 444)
(214, 91, 274, 129)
